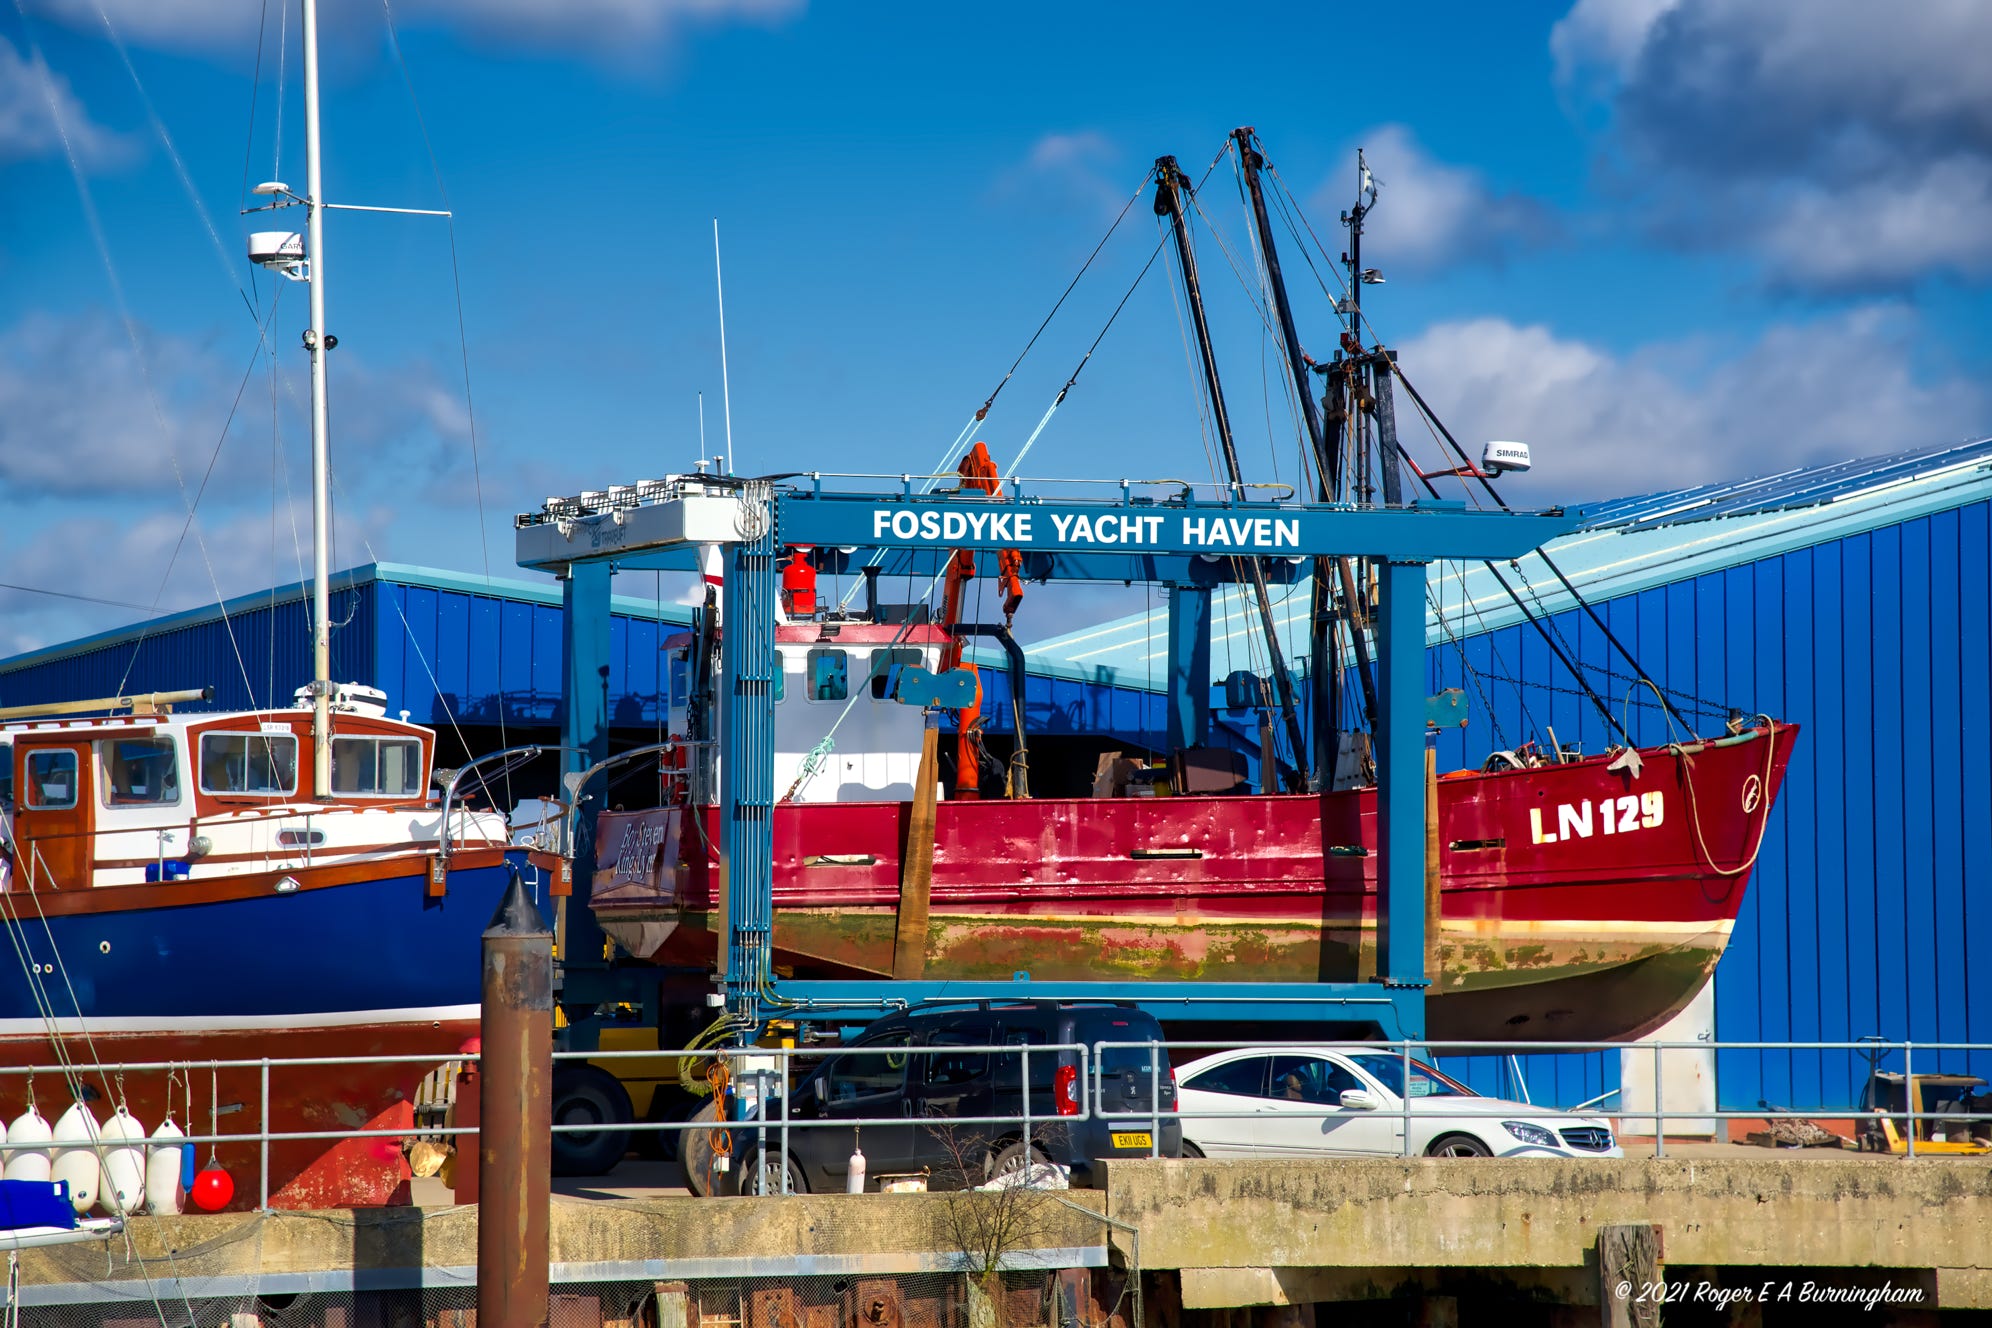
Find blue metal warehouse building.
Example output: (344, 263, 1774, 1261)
(6, 438, 1989, 1114)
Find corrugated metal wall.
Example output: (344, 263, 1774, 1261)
(1428, 498, 1992, 1110)
(0, 584, 376, 713)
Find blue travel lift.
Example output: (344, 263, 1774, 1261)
(515, 478, 1573, 1042)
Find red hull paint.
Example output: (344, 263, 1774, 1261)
(594, 724, 1798, 1041)
(0, 1018, 475, 1211)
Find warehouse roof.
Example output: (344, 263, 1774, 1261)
(1020, 436, 1992, 684)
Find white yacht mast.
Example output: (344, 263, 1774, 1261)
(302, 0, 334, 798)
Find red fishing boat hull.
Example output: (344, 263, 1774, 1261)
(595, 723, 1798, 1043)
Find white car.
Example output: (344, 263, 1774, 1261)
(1173, 1046, 1623, 1159)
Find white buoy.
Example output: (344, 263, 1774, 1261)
(146, 1118, 187, 1216)
(51, 1101, 101, 1214)
(100, 1106, 147, 1214)
(846, 1140, 867, 1194)
(4, 1107, 53, 1184)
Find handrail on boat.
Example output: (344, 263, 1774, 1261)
(554, 740, 715, 865)
(434, 743, 587, 870)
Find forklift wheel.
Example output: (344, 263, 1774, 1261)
(550, 1064, 634, 1177)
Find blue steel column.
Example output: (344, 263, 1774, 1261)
(561, 561, 613, 966)
(1375, 558, 1429, 1037)
(721, 500, 779, 1018)
(1165, 584, 1212, 751)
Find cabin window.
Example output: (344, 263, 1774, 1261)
(330, 736, 425, 797)
(668, 656, 688, 709)
(805, 649, 848, 702)
(24, 750, 78, 810)
(771, 668, 787, 703)
(98, 736, 181, 807)
(869, 649, 923, 701)
(199, 732, 299, 796)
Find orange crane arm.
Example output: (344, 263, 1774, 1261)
(938, 442, 1023, 798)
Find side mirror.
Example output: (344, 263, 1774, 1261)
(1339, 1089, 1378, 1111)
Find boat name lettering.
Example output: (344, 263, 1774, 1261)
(866, 508, 1302, 550)
(872, 509, 1036, 543)
(1529, 791, 1664, 845)
(611, 818, 669, 883)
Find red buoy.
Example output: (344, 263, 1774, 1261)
(191, 1166, 234, 1212)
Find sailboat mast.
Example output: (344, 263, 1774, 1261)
(302, 0, 334, 798)
(1152, 155, 1308, 793)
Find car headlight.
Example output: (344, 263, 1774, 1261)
(1502, 1120, 1558, 1148)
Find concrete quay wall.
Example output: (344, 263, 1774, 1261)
(14, 1159, 1989, 1314)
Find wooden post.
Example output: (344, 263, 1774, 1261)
(1596, 1224, 1662, 1328)
(1424, 732, 1442, 984)
(653, 1283, 692, 1328)
(892, 716, 941, 980)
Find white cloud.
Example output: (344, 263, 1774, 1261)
(1312, 125, 1550, 274)
(0, 309, 474, 502)
(408, 0, 803, 47)
(0, 312, 224, 496)
(1549, 0, 1680, 86)
(1552, 0, 1992, 289)
(993, 131, 1131, 223)
(0, 36, 124, 165)
(1396, 305, 1988, 499)
(24, 0, 803, 57)
(1756, 155, 1992, 289)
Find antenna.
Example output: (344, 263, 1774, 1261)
(713, 219, 736, 475)
(698, 390, 708, 460)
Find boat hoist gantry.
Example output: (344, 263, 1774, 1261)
(516, 473, 1574, 1039)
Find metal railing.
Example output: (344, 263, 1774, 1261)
(1090, 1037, 1992, 1161)
(0, 1036, 1982, 1215)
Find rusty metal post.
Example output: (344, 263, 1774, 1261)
(454, 1047, 481, 1206)
(479, 867, 553, 1328)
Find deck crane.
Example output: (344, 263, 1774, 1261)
(936, 441, 1024, 798)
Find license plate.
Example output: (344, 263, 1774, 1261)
(1111, 1131, 1153, 1149)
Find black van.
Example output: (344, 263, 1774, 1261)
(729, 1001, 1180, 1193)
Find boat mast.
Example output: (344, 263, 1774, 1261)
(302, 0, 333, 798)
(1152, 155, 1307, 792)
(1231, 128, 1382, 787)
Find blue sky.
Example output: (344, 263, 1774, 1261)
(2, 0, 1988, 656)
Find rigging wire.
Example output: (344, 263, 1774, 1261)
(1004, 234, 1168, 479)
(972, 164, 1157, 425)
(238, 0, 274, 278)
(379, 0, 514, 793)
(1390, 362, 1716, 728)
(88, 1, 263, 323)
(12, 8, 265, 714)
(0, 850, 200, 1328)
(838, 163, 1161, 610)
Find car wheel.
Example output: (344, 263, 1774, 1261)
(735, 1150, 807, 1196)
(1179, 1141, 1206, 1159)
(986, 1140, 1052, 1185)
(550, 1065, 634, 1177)
(1426, 1133, 1492, 1158)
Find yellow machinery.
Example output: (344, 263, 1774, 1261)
(1859, 1072, 1991, 1155)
